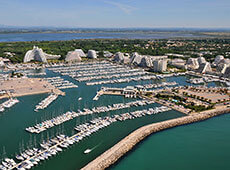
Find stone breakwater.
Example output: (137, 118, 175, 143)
(81, 107, 230, 170)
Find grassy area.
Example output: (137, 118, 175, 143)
(155, 93, 213, 112)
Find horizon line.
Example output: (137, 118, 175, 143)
(1, 25, 230, 30)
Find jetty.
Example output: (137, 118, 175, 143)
(34, 94, 58, 111)
(82, 106, 230, 170)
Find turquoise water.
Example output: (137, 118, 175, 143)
(112, 114, 230, 170)
(0, 68, 224, 170)
(0, 69, 186, 170)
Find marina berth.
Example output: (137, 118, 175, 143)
(5, 106, 170, 170)
(23, 72, 47, 76)
(75, 68, 140, 77)
(135, 81, 178, 90)
(86, 74, 182, 86)
(86, 75, 157, 86)
(48, 62, 123, 73)
(34, 94, 58, 111)
(0, 98, 19, 112)
(75, 71, 147, 82)
(47, 62, 186, 87)
(44, 77, 78, 89)
(0, 106, 5, 112)
(26, 100, 155, 134)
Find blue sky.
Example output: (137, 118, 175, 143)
(0, 0, 229, 28)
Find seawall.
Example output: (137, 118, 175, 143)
(81, 107, 230, 170)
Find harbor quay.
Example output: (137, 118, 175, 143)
(93, 81, 178, 101)
(82, 106, 230, 170)
(94, 86, 191, 114)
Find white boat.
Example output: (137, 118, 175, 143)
(78, 97, 82, 101)
(84, 149, 92, 154)
(0, 106, 4, 112)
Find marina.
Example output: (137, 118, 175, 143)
(0, 3, 229, 170)
(85, 73, 186, 86)
(1, 106, 170, 170)
(0, 98, 19, 113)
(26, 100, 155, 134)
(44, 77, 78, 90)
(0, 61, 225, 170)
(48, 62, 186, 86)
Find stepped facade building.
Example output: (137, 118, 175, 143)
(24, 46, 60, 63)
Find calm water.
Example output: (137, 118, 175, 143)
(0, 32, 206, 42)
(0, 68, 224, 170)
(112, 114, 230, 170)
(0, 69, 186, 170)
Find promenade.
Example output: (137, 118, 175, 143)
(82, 106, 230, 170)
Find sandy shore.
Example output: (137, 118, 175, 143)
(82, 107, 230, 170)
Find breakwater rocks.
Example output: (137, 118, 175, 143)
(81, 107, 230, 170)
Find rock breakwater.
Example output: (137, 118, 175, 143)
(81, 107, 230, 170)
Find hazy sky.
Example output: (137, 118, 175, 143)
(0, 0, 230, 28)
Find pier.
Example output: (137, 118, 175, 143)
(0, 98, 19, 113)
(26, 100, 155, 134)
(93, 87, 139, 100)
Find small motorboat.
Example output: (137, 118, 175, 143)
(84, 149, 91, 154)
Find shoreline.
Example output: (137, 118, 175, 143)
(81, 107, 230, 170)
